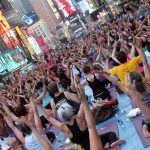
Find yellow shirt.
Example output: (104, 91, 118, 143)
(110, 56, 142, 83)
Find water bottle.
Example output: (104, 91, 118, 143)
(121, 109, 125, 114)
(117, 119, 125, 128)
(56, 135, 66, 145)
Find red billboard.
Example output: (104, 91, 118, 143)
(36, 36, 46, 47)
(54, 0, 76, 18)
(0, 14, 20, 49)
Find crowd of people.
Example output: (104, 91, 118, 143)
(0, 0, 150, 149)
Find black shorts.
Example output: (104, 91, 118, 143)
(100, 132, 118, 147)
(94, 88, 111, 100)
(40, 115, 49, 128)
(44, 104, 52, 110)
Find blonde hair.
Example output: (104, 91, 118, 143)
(64, 144, 84, 150)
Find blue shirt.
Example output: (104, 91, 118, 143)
(38, 90, 52, 107)
(92, 53, 98, 61)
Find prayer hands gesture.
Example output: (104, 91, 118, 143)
(125, 74, 136, 97)
(133, 36, 143, 49)
(125, 74, 135, 90)
(76, 84, 86, 102)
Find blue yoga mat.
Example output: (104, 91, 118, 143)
(97, 121, 120, 150)
(130, 100, 150, 147)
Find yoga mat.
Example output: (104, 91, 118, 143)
(97, 121, 120, 150)
(57, 145, 66, 150)
(57, 144, 72, 150)
(130, 100, 137, 109)
(58, 121, 120, 150)
(130, 99, 150, 147)
(132, 115, 150, 147)
(49, 126, 60, 135)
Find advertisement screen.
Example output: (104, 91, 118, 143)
(0, 22, 20, 49)
(47, 0, 57, 12)
(36, 36, 46, 47)
(54, 0, 76, 18)
(15, 26, 34, 56)
(22, 15, 33, 25)
(0, 12, 20, 49)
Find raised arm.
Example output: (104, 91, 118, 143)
(107, 33, 111, 47)
(148, 14, 150, 27)
(62, 58, 67, 68)
(19, 79, 22, 94)
(125, 74, 150, 119)
(128, 43, 136, 59)
(101, 72, 128, 95)
(112, 41, 120, 64)
(26, 121, 54, 150)
(36, 82, 47, 101)
(49, 74, 60, 82)
(39, 105, 72, 137)
(95, 45, 102, 63)
(70, 66, 76, 91)
(1, 101, 20, 122)
(66, 62, 71, 78)
(29, 98, 44, 134)
(64, 91, 80, 103)
(77, 85, 103, 150)
(7, 137, 24, 150)
(135, 38, 150, 92)
(104, 56, 111, 74)
(4, 115, 24, 144)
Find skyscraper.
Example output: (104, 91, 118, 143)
(29, 0, 60, 32)
(8, 0, 39, 25)
(8, 0, 35, 16)
(0, 0, 11, 10)
(0, 0, 23, 27)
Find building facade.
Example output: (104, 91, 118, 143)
(0, 9, 28, 72)
(0, 0, 23, 27)
(28, 19, 55, 48)
(8, 0, 39, 26)
(29, 0, 60, 32)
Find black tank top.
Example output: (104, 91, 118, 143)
(86, 74, 105, 96)
(53, 93, 80, 113)
(67, 119, 90, 150)
(65, 87, 77, 94)
(53, 93, 69, 110)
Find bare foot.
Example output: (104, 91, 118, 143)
(104, 143, 109, 149)
(110, 139, 126, 148)
(143, 125, 150, 138)
(143, 130, 150, 138)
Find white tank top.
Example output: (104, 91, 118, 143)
(24, 133, 46, 150)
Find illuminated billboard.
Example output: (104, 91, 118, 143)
(47, 0, 57, 12)
(47, 0, 62, 22)
(22, 15, 33, 25)
(0, 11, 20, 49)
(15, 26, 34, 56)
(54, 0, 76, 18)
